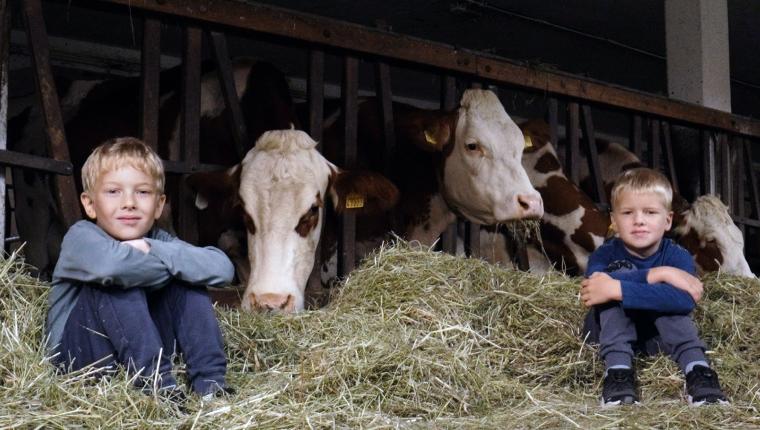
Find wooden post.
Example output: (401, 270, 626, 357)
(649, 119, 661, 170)
(630, 115, 643, 159)
(338, 55, 358, 276)
(208, 30, 249, 158)
(744, 140, 760, 221)
(306, 47, 325, 300)
(139, 16, 161, 151)
(580, 105, 607, 208)
(719, 133, 731, 208)
(22, 0, 81, 227)
(177, 24, 202, 244)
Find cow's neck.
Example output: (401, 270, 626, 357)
(405, 193, 457, 245)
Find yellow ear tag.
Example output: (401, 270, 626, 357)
(424, 130, 438, 146)
(524, 135, 533, 149)
(345, 193, 365, 209)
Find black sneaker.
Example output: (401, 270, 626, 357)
(685, 365, 729, 406)
(200, 385, 236, 403)
(601, 368, 639, 407)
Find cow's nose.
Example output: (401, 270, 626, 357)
(516, 193, 544, 218)
(252, 293, 296, 313)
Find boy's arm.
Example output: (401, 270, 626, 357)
(618, 280, 695, 314)
(145, 235, 235, 287)
(53, 221, 172, 288)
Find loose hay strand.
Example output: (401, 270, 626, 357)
(1, 240, 759, 428)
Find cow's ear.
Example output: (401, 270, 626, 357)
(327, 168, 399, 215)
(186, 165, 241, 210)
(398, 110, 457, 153)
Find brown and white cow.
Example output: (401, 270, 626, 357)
(190, 89, 545, 312)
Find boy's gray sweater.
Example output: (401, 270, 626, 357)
(46, 220, 235, 351)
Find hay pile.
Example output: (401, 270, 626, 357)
(1, 242, 759, 428)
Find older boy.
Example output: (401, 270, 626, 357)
(580, 167, 727, 407)
(46, 137, 235, 402)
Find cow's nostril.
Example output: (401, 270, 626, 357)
(518, 195, 531, 211)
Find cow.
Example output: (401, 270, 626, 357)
(482, 120, 756, 278)
(189, 89, 545, 312)
(9, 59, 297, 277)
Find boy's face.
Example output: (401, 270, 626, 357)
(611, 189, 673, 258)
(80, 166, 166, 241)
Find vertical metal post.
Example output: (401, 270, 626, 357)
(0, 0, 10, 250)
(439, 75, 458, 254)
(649, 119, 660, 170)
(22, 0, 81, 227)
(661, 121, 679, 194)
(719, 133, 732, 208)
(208, 30, 249, 158)
(548, 98, 558, 149)
(630, 115, 643, 160)
(566, 102, 580, 185)
(306, 48, 325, 297)
(139, 16, 161, 151)
(338, 55, 358, 276)
(735, 137, 746, 236)
(744, 140, 760, 220)
(374, 61, 395, 177)
(701, 130, 716, 195)
(177, 24, 202, 244)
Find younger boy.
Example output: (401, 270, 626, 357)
(580, 167, 727, 407)
(46, 137, 235, 401)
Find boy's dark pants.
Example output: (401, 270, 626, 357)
(586, 303, 707, 372)
(54, 282, 226, 395)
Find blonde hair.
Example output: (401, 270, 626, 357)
(81, 137, 165, 194)
(611, 167, 673, 211)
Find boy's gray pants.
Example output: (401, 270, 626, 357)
(585, 303, 707, 373)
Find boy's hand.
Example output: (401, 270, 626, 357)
(580, 272, 622, 307)
(647, 266, 703, 302)
(123, 239, 151, 254)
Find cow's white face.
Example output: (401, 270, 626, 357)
(442, 90, 543, 224)
(238, 130, 334, 312)
(675, 195, 755, 278)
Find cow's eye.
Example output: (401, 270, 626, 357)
(465, 142, 479, 151)
(308, 204, 319, 215)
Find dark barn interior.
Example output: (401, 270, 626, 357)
(2, 0, 759, 278)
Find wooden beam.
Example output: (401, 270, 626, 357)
(139, 16, 161, 151)
(22, 0, 80, 227)
(95, 0, 760, 138)
(0, 150, 72, 174)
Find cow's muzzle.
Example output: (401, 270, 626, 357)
(247, 292, 297, 313)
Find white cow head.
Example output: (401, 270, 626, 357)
(441, 89, 543, 224)
(190, 129, 398, 312)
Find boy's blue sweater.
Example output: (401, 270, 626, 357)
(585, 237, 696, 314)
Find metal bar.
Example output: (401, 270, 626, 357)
(439, 75, 458, 254)
(719, 133, 732, 208)
(649, 118, 660, 170)
(731, 215, 760, 229)
(661, 121, 679, 194)
(1, 0, 10, 251)
(702, 130, 716, 195)
(631, 115, 643, 159)
(177, 24, 202, 244)
(95, 0, 760, 138)
(735, 137, 746, 237)
(22, 0, 81, 227)
(580, 104, 607, 208)
(548, 98, 558, 148)
(139, 16, 161, 151)
(566, 102, 580, 185)
(375, 60, 395, 176)
(744, 140, 760, 219)
(208, 30, 249, 158)
(466, 221, 479, 258)
(308, 48, 324, 146)
(338, 55, 358, 276)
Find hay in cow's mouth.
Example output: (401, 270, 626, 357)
(1, 242, 759, 427)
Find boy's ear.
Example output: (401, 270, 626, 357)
(80, 192, 97, 220)
(153, 194, 167, 220)
(327, 168, 399, 215)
